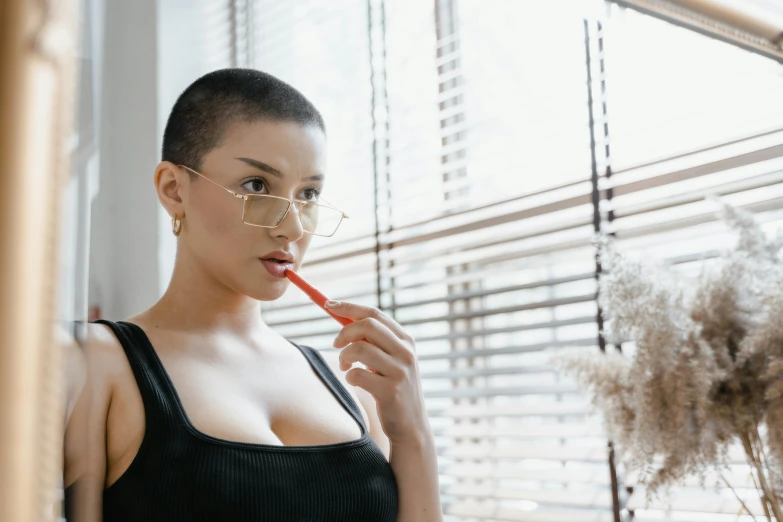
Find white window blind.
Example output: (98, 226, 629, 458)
(253, 0, 382, 351)
(241, 2, 783, 521)
(603, 4, 783, 170)
(382, 3, 611, 520)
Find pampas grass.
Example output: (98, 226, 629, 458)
(556, 202, 783, 520)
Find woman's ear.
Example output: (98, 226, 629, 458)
(154, 161, 186, 218)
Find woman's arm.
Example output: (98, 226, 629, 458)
(326, 301, 444, 522)
(355, 388, 441, 521)
(63, 324, 119, 522)
(389, 430, 442, 522)
(58, 324, 86, 430)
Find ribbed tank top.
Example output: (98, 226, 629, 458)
(80, 320, 398, 522)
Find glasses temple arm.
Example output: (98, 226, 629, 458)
(317, 197, 349, 218)
(179, 165, 244, 199)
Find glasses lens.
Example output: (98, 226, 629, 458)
(243, 195, 290, 227)
(300, 202, 344, 237)
(243, 196, 344, 236)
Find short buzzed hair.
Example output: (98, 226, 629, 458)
(162, 68, 325, 171)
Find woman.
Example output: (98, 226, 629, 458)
(63, 69, 442, 522)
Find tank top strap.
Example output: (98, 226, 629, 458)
(94, 319, 181, 435)
(287, 341, 369, 436)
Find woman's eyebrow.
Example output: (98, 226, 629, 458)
(235, 157, 324, 182)
(236, 157, 283, 177)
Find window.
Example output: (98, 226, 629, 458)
(246, 2, 783, 520)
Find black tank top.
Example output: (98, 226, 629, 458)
(79, 320, 398, 522)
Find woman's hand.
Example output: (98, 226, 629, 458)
(325, 300, 431, 447)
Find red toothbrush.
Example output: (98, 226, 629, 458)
(284, 269, 355, 326)
(286, 269, 375, 372)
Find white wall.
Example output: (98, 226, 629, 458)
(87, 0, 236, 319)
(88, 0, 160, 320)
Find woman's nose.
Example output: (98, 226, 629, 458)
(272, 200, 306, 241)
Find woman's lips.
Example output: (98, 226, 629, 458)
(260, 259, 293, 278)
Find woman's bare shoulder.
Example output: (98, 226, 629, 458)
(80, 322, 130, 374)
(61, 322, 126, 406)
(64, 321, 135, 424)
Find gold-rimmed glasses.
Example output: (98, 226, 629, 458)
(179, 165, 348, 237)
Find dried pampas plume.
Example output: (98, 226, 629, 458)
(555, 201, 783, 518)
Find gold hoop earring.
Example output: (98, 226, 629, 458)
(172, 215, 182, 236)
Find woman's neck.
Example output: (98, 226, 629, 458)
(146, 256, 269, 337)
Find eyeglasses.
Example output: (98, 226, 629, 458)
(179, 165, 348, 237)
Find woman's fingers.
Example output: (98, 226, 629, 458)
(325, 300, 414, 344)
(333, 317, 410, 359)
(339, 341, 406, 378)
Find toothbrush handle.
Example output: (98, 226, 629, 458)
(284, 269, 355, 326)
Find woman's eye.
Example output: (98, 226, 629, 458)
(300, 188, 321, 202)
(242, 179, 267, 194)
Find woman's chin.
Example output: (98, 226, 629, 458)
(247, 279, 289, 302)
